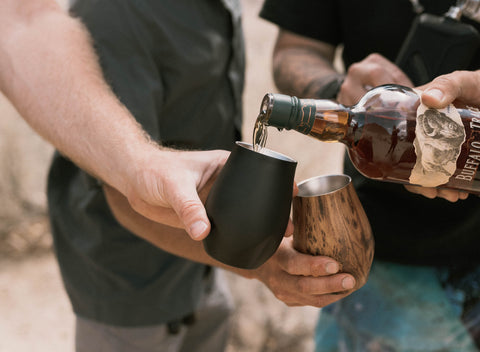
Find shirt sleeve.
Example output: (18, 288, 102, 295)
(259, 0, 341, 46)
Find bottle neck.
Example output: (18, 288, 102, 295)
(262, 93, 350, 142)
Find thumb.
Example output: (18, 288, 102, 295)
(170, 188, 211, 241)
(421, 87, 450, 109)
(420, 71, 478, 108)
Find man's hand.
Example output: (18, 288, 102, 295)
(420, 70, 480, 108)
(339, 58, 478, 202)
(405, 70, 480, 202)
(338, 53, 413, 105)
(246, 237, 358, 308)
(403, 185, 469, 202)
(106, 180, 354, 308)
(125, 148, 230, 241)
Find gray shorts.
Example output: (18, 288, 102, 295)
(75, 269, 234, 352)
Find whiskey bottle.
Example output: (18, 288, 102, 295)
(257, 84, 480, 194)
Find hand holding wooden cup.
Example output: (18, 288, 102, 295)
(293, 174, 374, 290)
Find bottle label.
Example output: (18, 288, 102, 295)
(409, 96, 466, 187)
(454, 107, 480, 190)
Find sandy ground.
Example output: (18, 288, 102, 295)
(0, 1, 344, 351)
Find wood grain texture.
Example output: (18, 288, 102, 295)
(293, 182, 374, 289)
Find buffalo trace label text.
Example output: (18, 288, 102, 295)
(456, 110, 480, 183)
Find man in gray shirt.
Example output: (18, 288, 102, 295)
(46, 1, 355, 350)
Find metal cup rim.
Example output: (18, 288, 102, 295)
(296, 174, 351, 197)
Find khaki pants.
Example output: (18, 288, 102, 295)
(76, 269, 234, 352)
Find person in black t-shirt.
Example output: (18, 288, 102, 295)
(261, 0, 480, 350)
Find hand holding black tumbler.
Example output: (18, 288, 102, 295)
(203, 142, 297, 269)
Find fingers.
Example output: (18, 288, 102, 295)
(127, 185, 211, 240)
(274, 271, 356, 307)
(171, 150, 229, 240)
(339, 53, 413, 105)
(277, 237, 344, 276)
(276, 238, 358, 289)
(129, 195, 202, 228)
(297, 273, 356, 294)
(366, 53, 413, 87)
(286, 253, 343, 277)
(292, 182, 299, 197)
(280, 274, 355, 308)
(421, 70, 480, 108)
(338, 75, 368, 106)
(304, 291, 351, 308)
(436, 189, 469, 202)
(128, 149, 228, 240)
(127, 172, 211, 240)
(283, 219, 294, 238)
(404, 185, 469, 202)
(254, 237, 361, 308)
(268, 267, 356, 308)
(404, 184, 438, 199)
(173, 198, 210, 240)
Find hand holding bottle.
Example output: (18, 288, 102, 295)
(421, 69, 480, 109)
(336, 55, 472, 202)
(337, 53, 413, 106)
(319, 53, 452, 201)
(404, 70, 480, 201)
(261, 83, 480, 198)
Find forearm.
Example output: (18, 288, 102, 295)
(272, 30, 340, 98)
(104, 183, 360, 307)
(0, 1, 152, 194)
(103, 184, 255, 278)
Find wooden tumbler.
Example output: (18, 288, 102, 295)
(293, 174, 374, 289)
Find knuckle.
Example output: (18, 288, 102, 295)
(432, 75, 455, 86)
(340, 77, 353, 91)
(275, 292, 288, 302)
(391, 69, 407, 83)
(321, 279, 335, 293)
(266, 277, 279, 292)
(310, 261, 326, 276)
(430, 72, 465, 96)
(366, 53, 382, 61)
(177, 199, 202, 219)
(297, 278, 309, 294)
(347, 62, 361, 76)
(127, 194, 143, 210)
(368, 66, 384, 81)
(284, 256, 297, 273)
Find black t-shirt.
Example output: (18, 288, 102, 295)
(261, 0, 480, 265)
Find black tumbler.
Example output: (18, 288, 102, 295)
(203, 142, 297, 269)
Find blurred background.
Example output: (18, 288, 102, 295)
(0, 0, 344, 351)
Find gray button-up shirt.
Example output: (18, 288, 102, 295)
(48, 0, 244, 326)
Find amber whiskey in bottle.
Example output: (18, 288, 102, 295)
(257, 84, 480, 194)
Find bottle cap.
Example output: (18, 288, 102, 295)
(267, 94, 299, 130)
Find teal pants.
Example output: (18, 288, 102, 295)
(315, 260, 480, 351)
